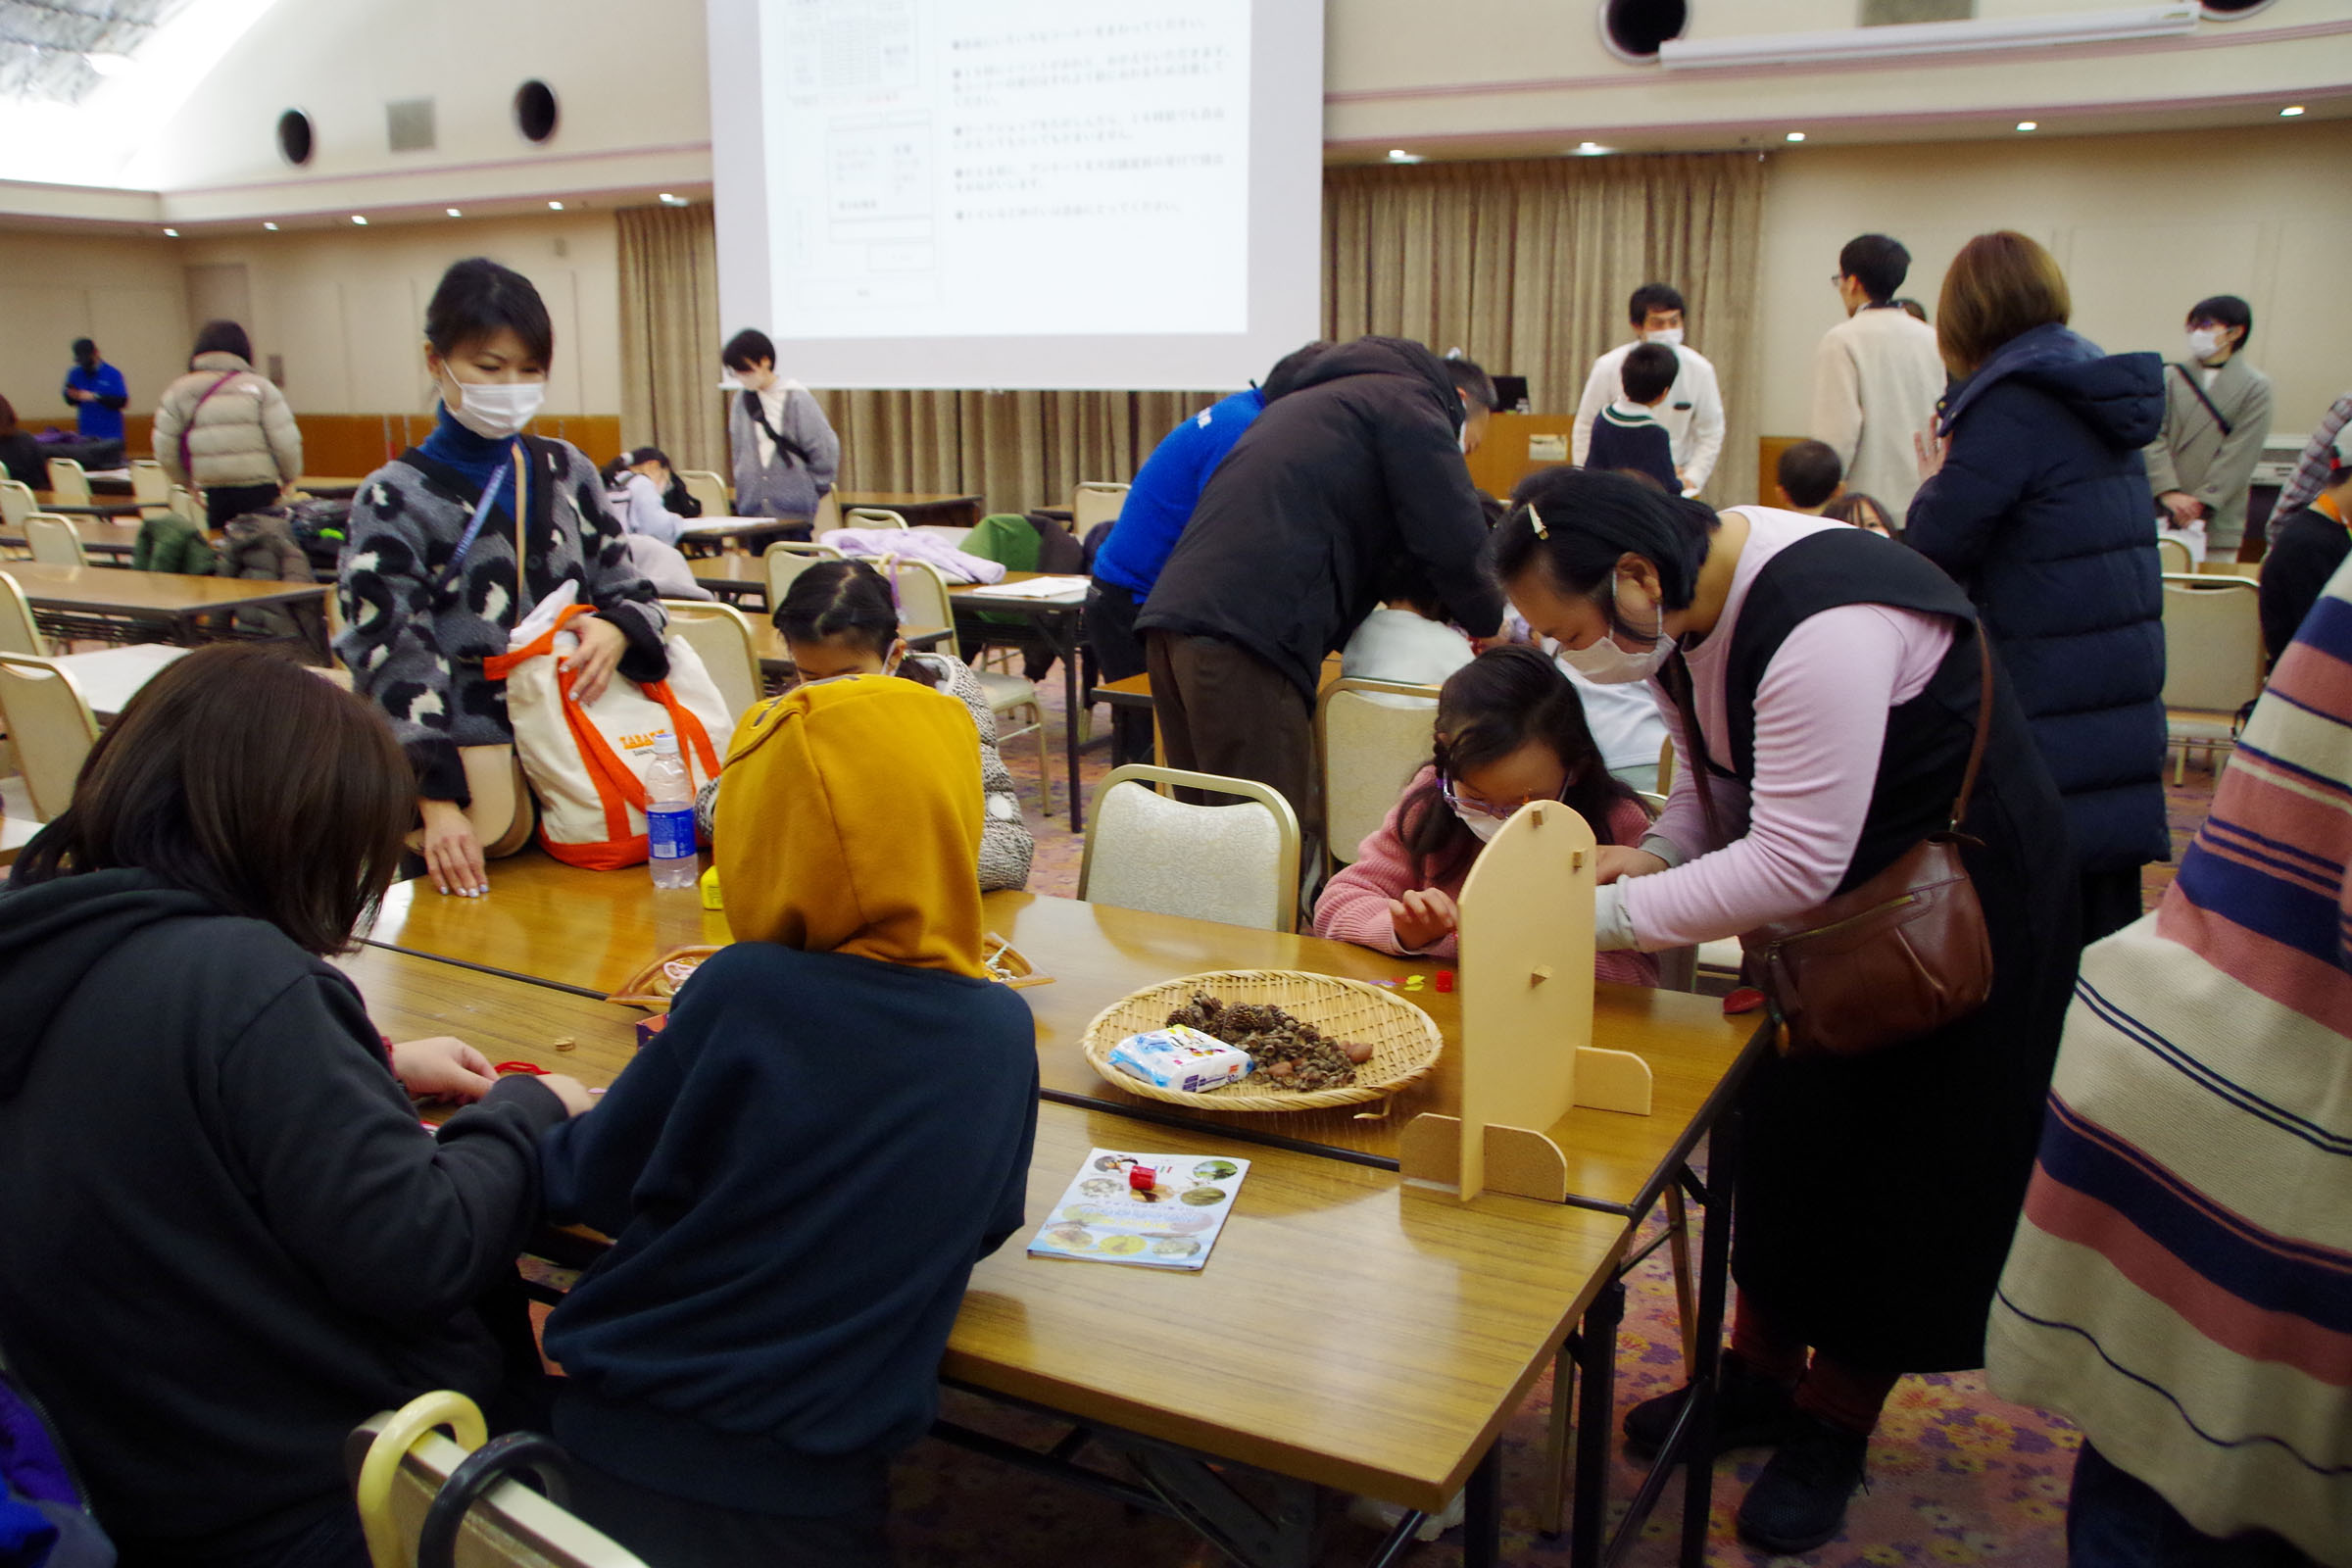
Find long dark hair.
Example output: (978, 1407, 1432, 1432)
(1489, 466, 1719, 645)
(773, 560, 943, 689)
(1396, 646, 1635, 887)
(11, 645, 412, 955)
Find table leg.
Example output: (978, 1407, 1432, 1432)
(1681, 1116, 1740, 1567)
(1463, 1444, 1502, 1568)
(1570, 1276, 1626, 1568)
(1057, 607, 1085, 833)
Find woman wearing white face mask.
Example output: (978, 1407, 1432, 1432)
(1311, 645, 1654, 984)
(337, 257, 669, 899)
(1491, 466, 2077, 1554)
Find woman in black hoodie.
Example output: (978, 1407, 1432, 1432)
(0, 645, 590, 1568)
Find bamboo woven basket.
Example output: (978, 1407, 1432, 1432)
(1081, 969, 1444, 1112)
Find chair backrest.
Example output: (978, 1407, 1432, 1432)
(889, 557, 955, 641)
(676, 469, 729, 518)
(24, 515, 86, 567)
(762, 542, 829, 610)
(1315, 678, 1439, 866)
(660, 599, 760, 722)
(0, 479, 32, 529)
(1070, 481, 1129, 535)
(129, 460, 170, 504)
(2160, 573, 2266, 714)
(811, 489, 841, 535)
(0, 654, 101, 819)
(0, 573, 45, 655)
(771, 540, 844, 560)
(44, 459, 89, 505)
(350, 1396, 649, 1568)
(846, 507, 908, 529)
(2154, 535, 2194, 575)
(169, 484, 197, 520)
(1080, 763, 1302, 933)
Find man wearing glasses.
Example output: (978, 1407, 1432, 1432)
(1810, 233, 1946, 521)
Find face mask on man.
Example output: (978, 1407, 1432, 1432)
(2185, 326, 2226, 365)
(1555, 572, 1678, 685)
(1643, 326, 1685, 348)
(444, 377, 544, 440)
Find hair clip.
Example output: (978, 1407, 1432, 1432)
(1526, 505, 1549, 539)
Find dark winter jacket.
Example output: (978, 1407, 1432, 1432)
(1905, 323, 2169, 876)
(0, 867, 566, 1556)
(1136, 336, 1505, 702)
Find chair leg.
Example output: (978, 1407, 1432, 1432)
(1665, 1184, 1699, 1369)
(1031, 704, 1054, 817)
(1539, 1342, 1576, 1537)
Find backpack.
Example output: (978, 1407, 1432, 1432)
(283, 499, 353, 573)
(0, 1350, 114, 1568)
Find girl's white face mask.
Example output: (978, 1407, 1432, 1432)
(445, 378, 545, 440)
(1451, 807, 1505, 845)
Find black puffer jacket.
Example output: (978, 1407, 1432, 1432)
(1905, 322, 2169, 875)
(1136, 336, 1504, 702)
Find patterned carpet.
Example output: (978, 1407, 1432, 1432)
(921, 674, 2218, 1563)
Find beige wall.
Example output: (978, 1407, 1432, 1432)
(174, 212, 623, 416)
(1754, 121, 2352, 442)
(0, 230, 190, 423)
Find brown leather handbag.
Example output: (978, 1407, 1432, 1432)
(1677, 632, 1996, 1060)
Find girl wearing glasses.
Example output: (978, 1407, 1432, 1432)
(1311, 645, 1658, 985)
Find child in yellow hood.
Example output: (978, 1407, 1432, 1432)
(695, 560, 1035, 892)
(539, 672, 1041, 1566)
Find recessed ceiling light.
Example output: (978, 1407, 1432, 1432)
(547, 200, 564, 210)
(2016, 121, 2037, 131)
(1785, 130, 1807, 143)
(659, 192, 678, 203)
(447, 207, 462, 217)
(83, 52, 135, 76)
(2281, 105, 2306, 117)
(162, 227, 178, 237)
(263, 221, 278, 231)
(1386, 149, 1421, 164)
(351, 215, 368, 225)
(1574, 141, 1611, 156)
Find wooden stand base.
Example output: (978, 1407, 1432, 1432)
(1398, 1046, 1655, 1201)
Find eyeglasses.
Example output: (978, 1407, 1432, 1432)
(1440, 772, 1563, 822)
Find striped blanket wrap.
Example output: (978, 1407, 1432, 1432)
(1987, 557, 2352, 1562)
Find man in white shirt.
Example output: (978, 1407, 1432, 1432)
(1572, 284, 1724, 497)
(1809, 233, 1946, 522)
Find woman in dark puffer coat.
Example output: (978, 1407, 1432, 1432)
(1906, 231, 2168, 943)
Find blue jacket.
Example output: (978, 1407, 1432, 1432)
(63, 363, 126, 443)
(538, 942, 1038, 1512)
(1905, 323, 2169, 875)
(1094, 388, 1264, 599)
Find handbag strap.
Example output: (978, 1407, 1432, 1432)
(1947, 625, 1995, 832)
(424, 443, 525, 599)
(743, 387, 813, 467)
(2175, 363, 2234, 439)
(177, 370, 242, 477)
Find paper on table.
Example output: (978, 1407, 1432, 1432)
(1027, 1148, 1250, 1272)
(971, 575, 1091, 601)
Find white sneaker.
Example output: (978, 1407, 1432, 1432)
(1347, 1488, 1467, 1543)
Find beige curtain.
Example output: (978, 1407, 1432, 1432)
(623, 153, 1766, 511)
(1324, 153, 1768, 506)
(617, 204, 725, 476)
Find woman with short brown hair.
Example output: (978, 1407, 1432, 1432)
(1907, 230, 2171, 942)
(0, 644, 589, 1568)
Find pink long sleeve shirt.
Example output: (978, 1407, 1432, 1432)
(1608, 508, 1956, 952)
(1314, 765, 1661, 987)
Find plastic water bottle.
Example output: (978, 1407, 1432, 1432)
(646, 731, 698, 889)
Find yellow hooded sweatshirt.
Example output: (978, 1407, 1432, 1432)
(712, 674, 987, 978)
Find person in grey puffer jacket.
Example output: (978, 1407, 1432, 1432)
(152, 319, 302, 529)
(696, 560, 1033, 892)
(721, 328, 839, 520)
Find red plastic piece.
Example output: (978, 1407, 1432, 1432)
(1723, 988, 1767, 1015)
(493, 1060, 550, 1076)
(1128, 1165, 1156, 1195)
(1434, 969, 1455, 994)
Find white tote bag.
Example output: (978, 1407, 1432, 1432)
(484, 599, 730, 869)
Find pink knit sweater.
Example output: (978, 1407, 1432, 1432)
(1314, 766, 1661, 986)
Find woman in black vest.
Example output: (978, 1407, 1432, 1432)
(1491, 467, 2077, 1554)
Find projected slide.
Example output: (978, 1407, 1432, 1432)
(710, 0, 1320, 390)
(771, 0, 1250, 338)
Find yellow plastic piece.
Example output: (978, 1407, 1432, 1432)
(699, 863, 724, 910)
(356, 1390, 486, 1568)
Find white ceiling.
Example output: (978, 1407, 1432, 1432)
(0, 0, 190, 104)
